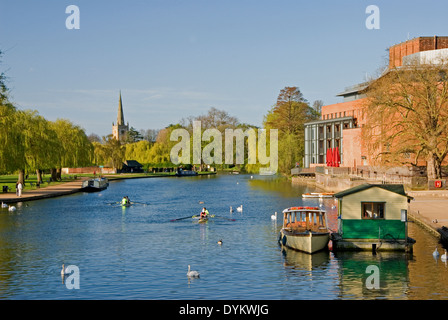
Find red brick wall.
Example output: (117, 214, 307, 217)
(389, 36, 448, 68)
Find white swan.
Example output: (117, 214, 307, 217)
(442, 250, 447, 262)
(61, 264, 70, 276)
(8, 205, 16, 211)
(433, 247, 440, 258)
(237, 205, 243, 212)
(1, 202, 8, 208)
(271, 212, 277, 220)
(187, 265, 200, 278)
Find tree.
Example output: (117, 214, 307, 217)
(363, 58, 448, 179)
(312, 100, 324, 114)
(50, 119, 93, 180)
(125, 126, 144, 143)
(94, 134, 126, 169)
(263, 86, 319, 174)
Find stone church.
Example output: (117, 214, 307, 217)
(112, 91, 129, 141)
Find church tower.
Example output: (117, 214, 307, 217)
(112, 91, 129, 141)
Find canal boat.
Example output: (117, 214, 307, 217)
(279, 206, 330, 254)
(175, 169, 198, 177)
(82, 177, 109, 192)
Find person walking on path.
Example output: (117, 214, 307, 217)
(17, 182, 23, 197)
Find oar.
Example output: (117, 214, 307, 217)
(129, 201, 149, 206)
(170, 215, 198, 222)
(210, 215, 236, 221)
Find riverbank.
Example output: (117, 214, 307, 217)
(0, 172, 216, 204)
(407, 190, 448, 239)
(292, 175, 448, 240)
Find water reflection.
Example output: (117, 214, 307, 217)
(0, 174, 446, 299)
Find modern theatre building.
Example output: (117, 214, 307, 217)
(303, 36, 448, 169)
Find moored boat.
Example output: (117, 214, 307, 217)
(302, 192, 334, 199)
(279, 206, 330, 254)
(175, 169, 198, 177)
(82, 178, 109, 192)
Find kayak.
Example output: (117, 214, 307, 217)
(121, 203, 132, 207)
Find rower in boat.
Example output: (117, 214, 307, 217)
(199, 207, 210, 222)
(121, 196, 131, 206)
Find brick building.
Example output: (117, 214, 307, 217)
(303, 36, 448, 169)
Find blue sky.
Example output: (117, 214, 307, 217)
(1, 0, 447, 137)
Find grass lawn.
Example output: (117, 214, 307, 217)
(0, 174, 79, 193)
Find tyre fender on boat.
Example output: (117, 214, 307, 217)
(281, 234, 287, 246)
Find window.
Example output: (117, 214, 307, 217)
(362, 202, 385, 219)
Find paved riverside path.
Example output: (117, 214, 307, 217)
(0, 178, 88, 204)
(408, 190, 448, 237)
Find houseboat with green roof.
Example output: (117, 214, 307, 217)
(330, 184, 415, 252)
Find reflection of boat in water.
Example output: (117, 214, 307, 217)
(279, 206, 330, 254)
(82, 178, 109, 192)
(302, 192, 334, 199)
(281, 246, 329, 270)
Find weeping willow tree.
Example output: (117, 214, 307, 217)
(363, 57, 448, 179)
(50, 119, 94, 180)
(13, 110, 61, 184)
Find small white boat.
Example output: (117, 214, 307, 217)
(279, 206, 330, 254)
(302, 192, 334, 199)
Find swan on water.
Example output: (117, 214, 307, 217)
(187, 265, 200, 278)
(433, 247, 440, 258)
(8, 206, 16, 211)
(271, 212, 277, 220)
(237, 205, 243, 212)
(1, 202, 8, 208)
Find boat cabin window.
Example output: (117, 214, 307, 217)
(361, 202, 385, 219)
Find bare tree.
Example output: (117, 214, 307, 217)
(363, 58, 448, 179)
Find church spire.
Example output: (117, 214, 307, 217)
(117, 91, 125, 126)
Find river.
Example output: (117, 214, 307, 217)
(0, 174, 446, 300)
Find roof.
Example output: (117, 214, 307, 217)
(334, 184, 411, 199)
(123, 160, 143, 167)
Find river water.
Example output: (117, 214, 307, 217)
(0, 174, 446, 300)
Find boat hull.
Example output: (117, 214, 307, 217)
(82, 178, 109, 192)
(279, 229, 330, 254)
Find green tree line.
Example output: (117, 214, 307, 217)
(98, 87, 320, 176)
